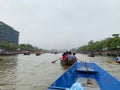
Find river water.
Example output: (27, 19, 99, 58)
(0, 53, 120, 90)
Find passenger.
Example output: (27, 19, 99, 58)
(116, 54, 120, 63)
(61, 52, 66, 61)
(65, 51, 69, 55)
(66, 52, 73, 61)
(72, 53, 77, 62)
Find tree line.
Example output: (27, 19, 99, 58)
(77, 34, 120, 54)
(0, 34, 120, 54)
(0, 41, 45, 53)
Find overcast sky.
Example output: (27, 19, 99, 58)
(0, 0, 120, 50)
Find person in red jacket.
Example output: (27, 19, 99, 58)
(61, 52, 66, 61)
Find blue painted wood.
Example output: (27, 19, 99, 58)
(47, 62, 120, 90)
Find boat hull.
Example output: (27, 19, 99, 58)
(23, 51, 30, 55)
(36, 53, 41, 56)
(60, 59, 76, 66)
(88, 54, 95, 57)
(47, 62, 120, 90)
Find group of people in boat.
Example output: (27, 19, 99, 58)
(61, 51, 79, 62)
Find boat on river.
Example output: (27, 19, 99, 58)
(23, 51, 30, 55)
(47, 62, 120, 90)
(88, 52, 95, 57)
(112, 58, 120, 63)
(35, 52, 41, 56)
(88, 54, 95, 57)
(60, 59, 76, 66)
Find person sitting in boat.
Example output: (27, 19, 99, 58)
(72, 53, 82, 62)
(65, 51, 69, 55)
(66, 52, 73, 61)
(72, 53, 77, 62)
(116, 54, 120, 63)
(61, 52, 66, 61)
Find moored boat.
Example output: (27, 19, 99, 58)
(47, 62, 120, 90)
(0, 51, 17, 56)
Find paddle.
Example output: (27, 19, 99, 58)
(84, 62, 97, 87)
(85, 62, 89, 73)
(76, 62, 97, 87)
(51, 58, 60, 63)
(76, 57, 83, 62)
(85, 62, 92, 84)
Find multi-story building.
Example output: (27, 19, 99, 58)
(0, 21, 19, 44)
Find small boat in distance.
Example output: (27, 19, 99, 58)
(54, 52, 57, 54)
(35, 52, 41, 56)
(88, 52, 95, 57)
(23, 51, 30, 55)
(47, 62, 120, 90)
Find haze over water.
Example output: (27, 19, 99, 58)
(0, 53, 120, 90)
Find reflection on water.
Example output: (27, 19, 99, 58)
(0, 53, 120, 90)
(0, 56, 18, 90)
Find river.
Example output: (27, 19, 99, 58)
(0, 53, 120, 90)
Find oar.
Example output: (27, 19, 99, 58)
(76, 57, 83, 62)
(82, 61, 92, 84)
(84, 62, 89, 79)
(77, 59, 83, 62)
(51, 58, 60, 63)
(85, 62, 89, 71)
(85, 62, 94, 84)
(84, 62, 97, 87)
(76, 61, 97, 87)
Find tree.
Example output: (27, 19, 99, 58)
(103, 38, 114, 48)
(77, 45, 87, 53)
(94, 40, 104, 51)
(88, 40, 94, 45)
(19, 44, 34, 51)
(0, 41, 18, 51)
(110, 37, 120, 48)
(70, 48, 77, 53)
(112, 34, 120, 38)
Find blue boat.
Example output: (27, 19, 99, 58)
(47, 62, 120, 90)
(112, 58, 120, 63)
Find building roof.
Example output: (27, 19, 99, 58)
(0, 21, 5, 25)
(0, 21, 19, 33)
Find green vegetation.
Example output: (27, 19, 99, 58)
(77, 34, 120, 53)
(0, 41, 44, 52)
(0, 41, 18, 51)
(0, 34, 119, 54)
